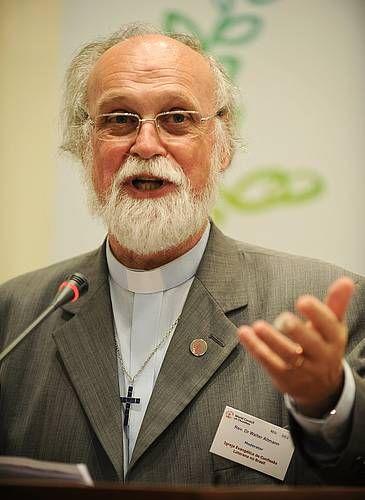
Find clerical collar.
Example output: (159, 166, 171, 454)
(106, 223, 210, 294)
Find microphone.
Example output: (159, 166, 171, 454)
(52, 273, 89, 308)
(0, 273, 89, 362)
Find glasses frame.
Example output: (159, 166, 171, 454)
(90, 109, 222, 142)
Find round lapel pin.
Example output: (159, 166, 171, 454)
(190, 339, 208, 357)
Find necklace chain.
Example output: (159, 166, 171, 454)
(114, 316, 180, 385)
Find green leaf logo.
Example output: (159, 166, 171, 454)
(163, 12, 205, 47)
(211, 15, 262, 46)
(212, 167, 325, 223)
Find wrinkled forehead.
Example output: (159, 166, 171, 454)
(87, 34, 216, 114)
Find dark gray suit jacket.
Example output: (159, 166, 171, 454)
(1, 225, 365, 485)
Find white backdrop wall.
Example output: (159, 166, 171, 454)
(1, 0, 363, 283)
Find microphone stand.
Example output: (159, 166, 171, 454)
(0, 273, 88, 363)
(0, 303, 58, 362)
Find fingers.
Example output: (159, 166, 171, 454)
(238, 325, 289, 373)
(238, 321, 309, 373)
(249, 320, 304, 364)
(240, 316, 329, 365)
(295, 297, 344, 344)
(325, 277, 354, 321)
(238, 318, 343, 410)
(237, 277, 354, 411)
(273, 313, 325, 361)
(295, 277, 354, 343)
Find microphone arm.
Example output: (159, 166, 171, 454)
(0, 273, 88, 363)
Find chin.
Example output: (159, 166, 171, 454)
(108, 197, 207, 256)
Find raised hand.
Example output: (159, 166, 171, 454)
(238, 277, 354, 418)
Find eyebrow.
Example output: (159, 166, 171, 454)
(95, 90, 200, 113)
(96, 91, 128, 109)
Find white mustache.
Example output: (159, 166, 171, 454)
(113, 156, 188, 187)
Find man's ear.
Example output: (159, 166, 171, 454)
(219, 148, 232, 173)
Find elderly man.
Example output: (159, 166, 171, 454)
(0, 23, 364, 486)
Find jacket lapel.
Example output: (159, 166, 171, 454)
(129, 224, 248, 470)
(52, 245, 124, 480)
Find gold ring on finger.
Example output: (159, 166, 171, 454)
(293, 355, 304, 368)
(286, 354, 305, 370)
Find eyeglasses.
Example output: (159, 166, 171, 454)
(90, 110, 222, 142)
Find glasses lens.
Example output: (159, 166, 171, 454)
(95, 113, 139, 141)
(157, 111, 202, 137)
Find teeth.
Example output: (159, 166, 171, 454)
(132, 179, 164, 191)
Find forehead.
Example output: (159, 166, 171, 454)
(87, 34, 216, 114)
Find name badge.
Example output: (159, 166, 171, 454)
(210, 406, 294, 481)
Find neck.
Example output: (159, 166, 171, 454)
(108, 223, 208, 270)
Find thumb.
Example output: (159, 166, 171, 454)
(325, 277, 354, 321)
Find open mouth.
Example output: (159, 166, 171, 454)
(131, 178, 165, 191)
(121, 174, 176, 198)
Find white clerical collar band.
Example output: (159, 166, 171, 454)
(106, 223, 210, 294)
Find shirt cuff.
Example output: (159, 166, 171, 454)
(284, 360, 355, 445)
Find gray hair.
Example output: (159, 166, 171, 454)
(61, 22, 239, 163)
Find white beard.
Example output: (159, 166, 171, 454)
(84, 155, 220, 256)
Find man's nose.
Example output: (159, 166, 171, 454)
(129, 121, 168, 159)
